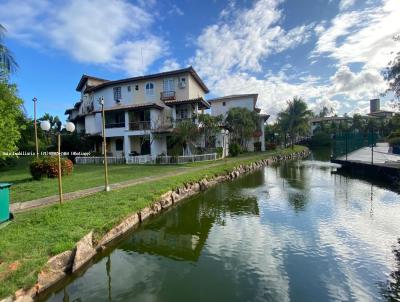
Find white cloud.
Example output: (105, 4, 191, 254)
(0, 0, 165, 75)
(190, 0, 396, 118)
(189, 0, 318, 117)
(191, 0, 314, 82)
(168, 4, 184, 16)
(159, 58, 181, 72)
(313, 0, 400, 69)
(210, 71, 326, 119)
(311, 97, 341, 115)
(328, 65, 387, 100)
(339, 0, 357, 11)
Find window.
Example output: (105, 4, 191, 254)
(127, 86, 131, 92)
(222, 102, 226, 106)
(145, 82, 155, 97)
(135, 85, 139, 91)
(163, 78, 174, 92)
(113, 87, 122, 101)
(115, 139, 123, 151)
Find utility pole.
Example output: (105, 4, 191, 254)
(33, 97, 39, 158)
(100, 96, 110, 191)
(371, 127, 374, 165)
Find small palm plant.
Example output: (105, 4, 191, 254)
(0, 24, 18, 79)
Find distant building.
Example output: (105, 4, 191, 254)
(309, 116, 351, 135)
(65, 67, 210, 157)
(368, 99, 394, 120)
(208, 94, 269, 151)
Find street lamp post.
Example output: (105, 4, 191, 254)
(99, 96, 110, 192)
(40, 121, 75, 204)
(33, 97, 39, 158)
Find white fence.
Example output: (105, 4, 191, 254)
(126, 153, 218, 165)
(75, 156, 125, 165)
(75, 153, 218, 165)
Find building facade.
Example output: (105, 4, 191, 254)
(65, 67, 210, 158)
(208, 94, 269, 152)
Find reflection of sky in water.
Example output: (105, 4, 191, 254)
(44, 160, 400, 302)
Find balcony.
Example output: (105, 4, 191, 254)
(129, 121, 152, 131)
(105, 122, 125, 128)
(160, 91, 176, 101)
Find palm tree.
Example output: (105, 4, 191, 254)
(173, 120, 200, 155)
(277, 97, 312, 148)
(0, 24, 18, 78)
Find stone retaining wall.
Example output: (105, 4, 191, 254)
(3, 149, 310, 302)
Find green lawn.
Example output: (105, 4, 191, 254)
(0, 150, 296, 204)
(0, 146, 306, 299)
(0, 159, 190, 203)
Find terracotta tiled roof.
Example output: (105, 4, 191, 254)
(207, 94, 258, 102)
(93, 103, 164, 113)
(163, 97, 210, 109)
(78, 66, 209, 93)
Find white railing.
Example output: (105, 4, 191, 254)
(126, 155, 154, 164)
(75, 156, 125, 165)
(126, 153, 218, 165)
(75, 153, 218, 165)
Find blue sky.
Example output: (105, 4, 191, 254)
(1, 0, 399, 122)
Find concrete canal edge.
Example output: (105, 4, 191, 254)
(3, 148, 310, 302)
(331, 159, 400, 185)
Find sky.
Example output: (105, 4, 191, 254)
(0, 0, 399, 122)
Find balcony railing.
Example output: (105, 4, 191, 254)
(129, 121, 152, 131)
(105, 122, 125, 128)
(175, 117, 197, 125)
(160, 91, 176, 100)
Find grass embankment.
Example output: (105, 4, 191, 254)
(0, 159, 189, 203)
(0, 146, 306, 299)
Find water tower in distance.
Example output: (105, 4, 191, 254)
(370, 98, 380, 113)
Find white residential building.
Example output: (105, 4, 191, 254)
(65, 67, 210, 158)
(208, 94, 269, 152)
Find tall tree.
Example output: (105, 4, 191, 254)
(198, 113, 223, 148)
(384, 35, 400, 110)
(0, 82, 24, 159)
(277, 97, 312, 148)
(0, 24, 18, 78)
(225, 107, 259, 150)
(172, 120, 200, 155)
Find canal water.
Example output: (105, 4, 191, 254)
(44, 154, 400, 301)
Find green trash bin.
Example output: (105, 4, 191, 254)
(0, 183, 12, 223)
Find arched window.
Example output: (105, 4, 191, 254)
(145, 82, 155, 97)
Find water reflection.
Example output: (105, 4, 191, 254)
(120, 174, 260, 262)
(381, 239, 400, 301)
(44, 158, 400, 302)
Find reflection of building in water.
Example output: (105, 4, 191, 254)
(119, 184, 259, 262)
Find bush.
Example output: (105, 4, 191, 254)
(216, 147, 223, 158)
(30, 157, 74, 180)
(253, 142, 262, 152)
(266, 143, 277, 150)
(229, 143, 242, 157)
(310, 131, 332, 147)
(389, 137, 400, 146)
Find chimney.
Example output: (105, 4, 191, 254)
(370, 99, 380, 113)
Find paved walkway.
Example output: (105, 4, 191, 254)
(10, 157, 252, 213)
(340, 142, 400, 164)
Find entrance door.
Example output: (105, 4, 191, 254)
(163, 78, 174, 92)
(141, 137, 151, 155)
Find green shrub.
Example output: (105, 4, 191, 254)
(29, 157, 74, 180)
(389, 136, 400, 146)
(229, 143, 242, 157)
(216, 147, 223, 158)
(310, 131, 332, 146)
